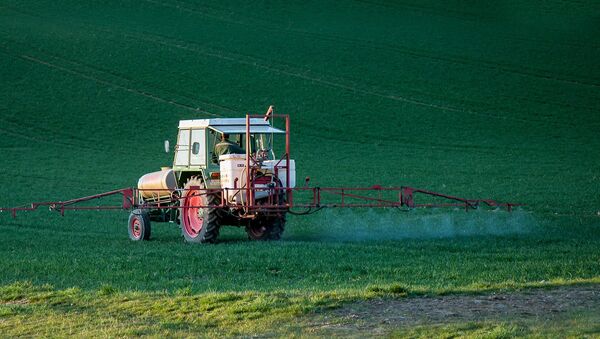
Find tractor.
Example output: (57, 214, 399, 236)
(131, 113, 295, 243)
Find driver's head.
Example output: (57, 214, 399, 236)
(221, 133, 229, 141)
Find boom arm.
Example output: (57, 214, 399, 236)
(0, 185, 520, 218)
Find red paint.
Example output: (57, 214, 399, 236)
(254, 176, 272, 185)
(130, 217, 142, 239)
(182, 190, 203, 237)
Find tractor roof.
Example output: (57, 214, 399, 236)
(178, 118, 285, 134)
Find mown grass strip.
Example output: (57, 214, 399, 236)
(1, 279, 598, 337)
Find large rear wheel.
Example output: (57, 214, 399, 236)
(179, 177, 221, 243)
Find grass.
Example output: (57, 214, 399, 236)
(388, 315, 600, 339)
(0, 281, 339, 337)
(1, 0, 599, 336)
(0, 210, 599, 293)
(2, 280, 599, 337)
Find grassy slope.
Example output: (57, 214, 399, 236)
(1, 0, 599, 336)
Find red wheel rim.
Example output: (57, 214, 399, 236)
(130, 217, 142, 239)
(183, 191, 204, 237)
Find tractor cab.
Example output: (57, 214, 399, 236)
(172, 118, 286, 187)
(173, 119, 284, 166)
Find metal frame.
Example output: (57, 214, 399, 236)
(243, 113, 292, 216)
(0, 185, 520, 218)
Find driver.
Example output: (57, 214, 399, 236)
(213, 133, 245, 163)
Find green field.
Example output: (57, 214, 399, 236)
(1, 1, 599, 336)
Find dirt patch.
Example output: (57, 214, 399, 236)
(1, 298, 29, 306)
(308, 285, 600, 335)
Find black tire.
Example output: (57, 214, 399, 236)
(128, 209, 151, 241)
(246, 214, 286, 240)
(179, 177, 221, 243)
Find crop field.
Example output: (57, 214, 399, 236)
(1, 0, 599, 337)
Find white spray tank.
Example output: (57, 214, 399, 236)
(219, 154, 295, 204)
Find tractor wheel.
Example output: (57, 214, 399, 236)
(128, 209, 151, 241)
(179, 177, 221, 243)
(246, 214, 286, 241)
